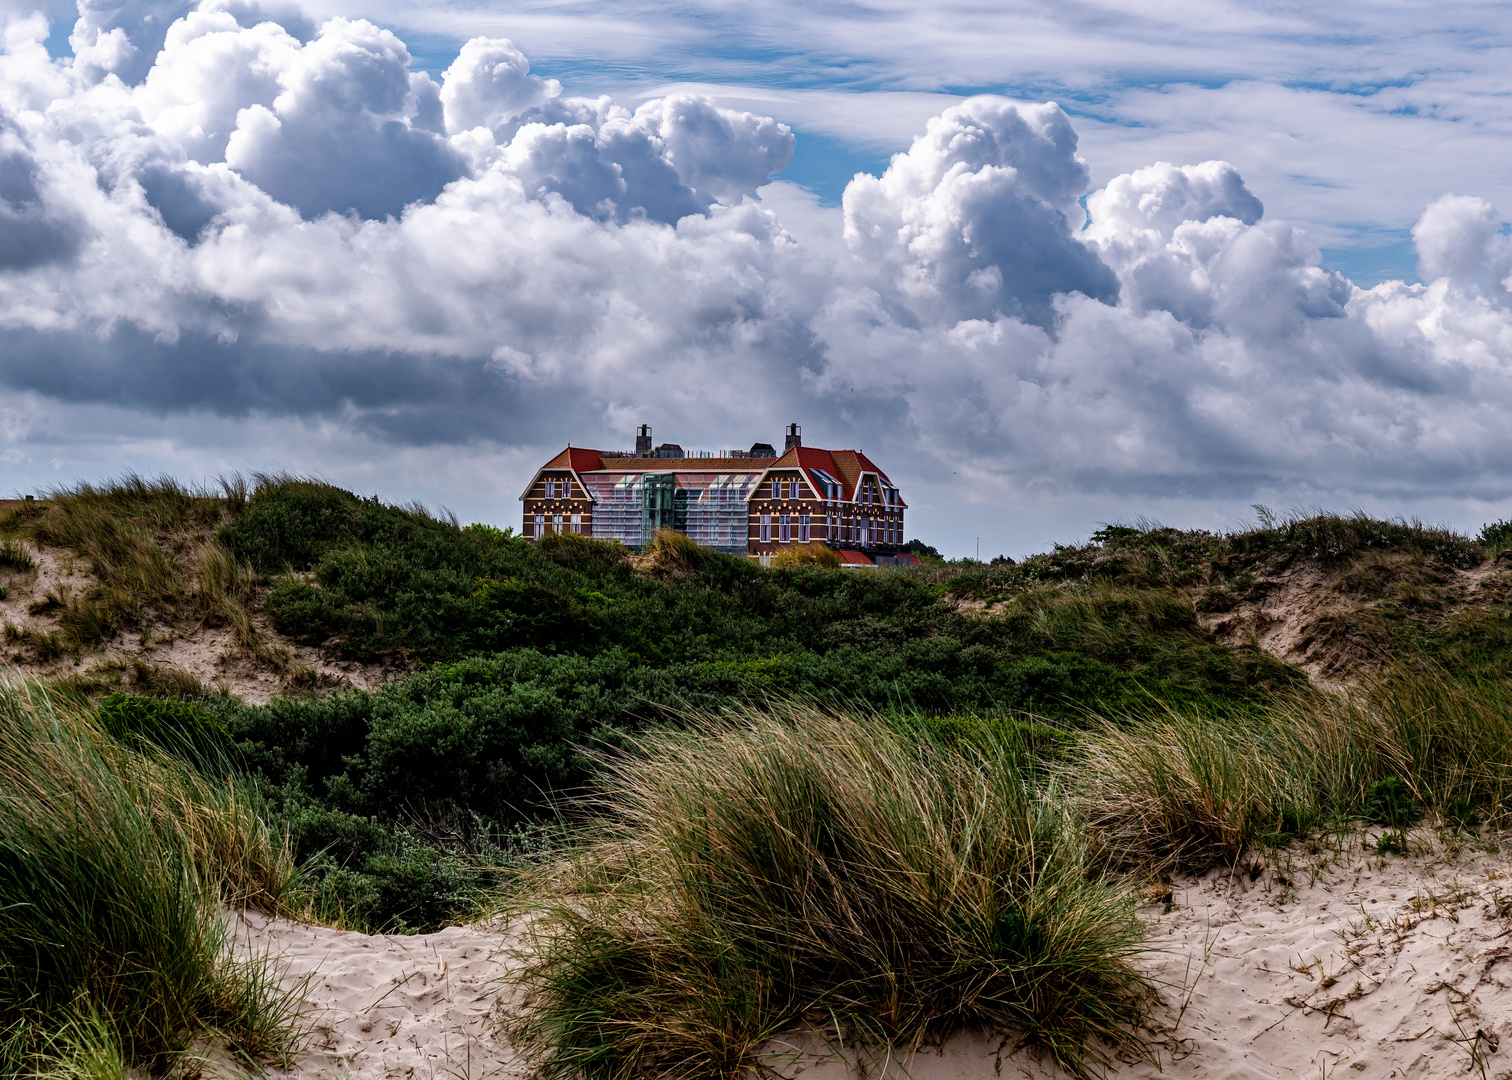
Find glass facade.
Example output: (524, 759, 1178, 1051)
(579, 471, 756, 554)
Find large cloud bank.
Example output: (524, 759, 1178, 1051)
(2, 0, 1512, 511)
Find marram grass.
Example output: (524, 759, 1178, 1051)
(0, 670, 300, 1077)
(513, 704, 1153, 1080)
(1073, 661, 1512, 870)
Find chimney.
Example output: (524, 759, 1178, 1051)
(785, 422, 801, 451)
(635, 424, 652, 455)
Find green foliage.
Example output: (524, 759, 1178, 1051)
(1374, 830, 1408, 856)
(902, 538, 941, 559)
(1363, 776, 1418, 828)
(515, 706, 1152, 1080)
(1478, 519, 1512, 550)
(96, 692, 230, 766)
(220, 474, 365, 572)
(0, 675, 297, 1075)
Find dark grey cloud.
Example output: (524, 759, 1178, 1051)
(0, 117, 81, 268)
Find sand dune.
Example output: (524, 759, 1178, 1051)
(242, 829, 1512, 1080)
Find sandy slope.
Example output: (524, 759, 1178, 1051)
(243, 830, 1512, 1080)
(0, 540, 392, 703)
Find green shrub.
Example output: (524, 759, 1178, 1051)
(0, 674, 297, 1074)
(1479, 519, 1512, 550)
(515, 705, 1152, 1080)
(1363, 776, 1418, 828)
(220, 474, 364, 572)
(96, 692, 230, 766)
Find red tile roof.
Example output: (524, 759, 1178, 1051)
(528, 444, 904, 508)
(834, 549, 875, 566)
(543, 447, 607, 472)
(764, 445, 904, 506)
(579, 456, 776, 471)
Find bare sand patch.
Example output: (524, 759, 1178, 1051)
(241, 830, 1512, 1080)
(234, 911, 530, 1080)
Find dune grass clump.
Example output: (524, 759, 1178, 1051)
(0, 537, 34, 571)
(1075, 663, 1512, 869)
(772, 541, 842, 569)
(515, 706, 1153, 1080)
(0, 671, 298, 1075)
(5, 473, 263, 655)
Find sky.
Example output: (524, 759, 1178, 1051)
(0, 0, 1510, 557)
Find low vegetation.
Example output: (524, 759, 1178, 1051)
(7, 475, 1512, 1074)
(1075, 663, 1512, 869)
(515, 706, 1151, 1080)
(0, 674, 298, 1077)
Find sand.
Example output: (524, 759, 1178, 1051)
(243, 829, 1512, 1080)
(233, 912, 531, 1080)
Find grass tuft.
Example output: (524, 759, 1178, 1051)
(0, 538, 35, 571)
(772, 541, 841, 569)
(0, 670, 298, 1074)
(1074, 662, 1512, 870)
(515, 704, 1153, 1080)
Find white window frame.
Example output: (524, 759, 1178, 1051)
(533, 512, 544, 537)
(760, 514, 771, 542)
(551, 513, 563, 533)
(570, 512, 582, 533)
(779, 514, 790, 542)
(799, 514, 809, 542)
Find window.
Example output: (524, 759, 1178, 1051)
(824, 515, 834, 539)
(779, 514, 790, 542)
(799, 514, 809, 542)
(860, 517, 870, 545)
(788, 480, 800, 499)
(760, 514, 771, 542)
(533, 513, 544, 537)
(551, 513, 563, 533)
(771, 478, 780, 499)
(570, 512, 582, 533)
(543, 479, 553, 499)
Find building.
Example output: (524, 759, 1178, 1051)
(520, 424, 918, 566)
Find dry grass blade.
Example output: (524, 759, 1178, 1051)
(1073, 661, 1512, 871)
(514, 703, 1153, 1080)
(0, 669, 299, 1074)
